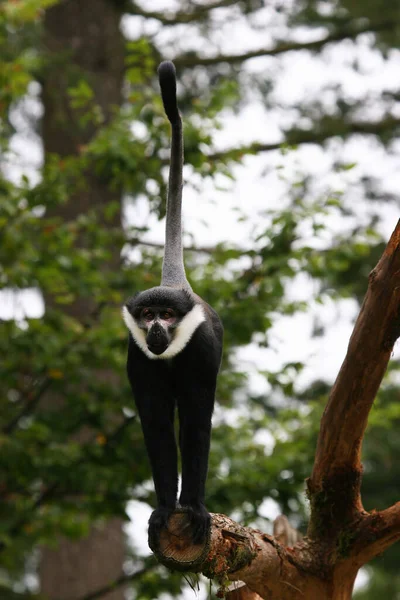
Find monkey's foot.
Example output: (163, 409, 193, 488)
(148, 508, 211, 571)
(148, 506, 173, 542)
(183, 503, 211, 545)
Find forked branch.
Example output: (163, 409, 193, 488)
(351, 502, 400, 564)
(308, 220, 400, 537)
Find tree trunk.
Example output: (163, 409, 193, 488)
(39, 518, 125, 600)
(38, 1, 126, 598)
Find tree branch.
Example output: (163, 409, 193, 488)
(73, 559, 157, 600)
(173, 19, 397, 67)
(352, 502, 400, 564)
(225, 516, 302, 599)
(128, 0, 239, 25)
(151, 511, 326, 599)
(205, 116, 400, 164)
(307, 220, 400, 537)
(273, 515, 303, 546)
(127, 237, 219, 254)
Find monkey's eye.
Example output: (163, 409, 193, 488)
(142, 309, 154, 321)
(160, 309, 175, 320)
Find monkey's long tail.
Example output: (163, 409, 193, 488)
(158, 61, 189, 289)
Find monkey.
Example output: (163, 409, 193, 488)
(122, 61, 223, 545)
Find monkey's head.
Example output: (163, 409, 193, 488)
(122, 287, 205, 359)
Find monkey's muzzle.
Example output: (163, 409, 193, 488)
(147, 323, 169, 355)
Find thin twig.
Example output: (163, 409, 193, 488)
(128, 0, 239, 25)
(206, 116, 400, 164)
(72, 559, 158, 600)
(173, 19, 398, 67)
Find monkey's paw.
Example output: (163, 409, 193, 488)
(148, 506, 173, 540)
(185, 504, 211, 545)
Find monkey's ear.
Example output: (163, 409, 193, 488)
(124, 298, 137, 315)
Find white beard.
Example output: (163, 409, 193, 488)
(122, 304, 205, 359)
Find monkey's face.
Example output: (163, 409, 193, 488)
(138, 306, 178, 355)
(123, 287, 205, 360)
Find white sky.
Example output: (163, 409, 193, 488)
(2, 1, 398, 597)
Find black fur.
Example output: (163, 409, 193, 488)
(158, 61, 180, 125)
(126, 286, 194, 319)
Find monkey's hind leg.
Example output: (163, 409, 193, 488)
(134, 377, 179, 540)
(177, 385, 215, 544)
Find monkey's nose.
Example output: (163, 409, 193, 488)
(147, 324, 168, 354)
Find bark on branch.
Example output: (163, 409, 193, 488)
(308, 220, 400, 537)
(152, 512, 325, 599)
(351, 502, 400, 564)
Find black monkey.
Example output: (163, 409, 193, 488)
(123, 61, 223, 545)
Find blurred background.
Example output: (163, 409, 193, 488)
(1, 0, 400, 598)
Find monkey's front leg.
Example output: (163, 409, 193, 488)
(177, 384, 215, 544)
(138, 394, 178, 538)
(128, 349, 178, 538)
